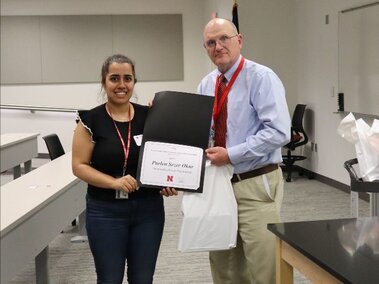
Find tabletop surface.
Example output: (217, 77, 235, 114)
(0, 153, 80, 237)
(268, 217, 379, 284)
(0, 133, 39, 148)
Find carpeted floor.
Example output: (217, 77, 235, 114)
(2, 159, 370, 283)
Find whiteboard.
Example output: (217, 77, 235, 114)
(0, 14, 183, 84)
(338, 2, 379, 116)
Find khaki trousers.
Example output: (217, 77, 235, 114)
(210, 167, 284, 284)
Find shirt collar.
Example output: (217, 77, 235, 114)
(218, 55, 243, 81)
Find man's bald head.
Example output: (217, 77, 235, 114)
(202, 18, 242, 73)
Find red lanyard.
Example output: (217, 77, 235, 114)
(213, 57, 245, 122)
(107, 104, 132, 176)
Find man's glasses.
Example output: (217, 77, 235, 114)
(204, 34, 238, 49)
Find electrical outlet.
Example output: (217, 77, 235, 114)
(310, 142, 318, 152)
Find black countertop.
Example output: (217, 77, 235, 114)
(268, 217, 379, 284)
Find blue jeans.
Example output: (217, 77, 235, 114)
(86, 194, 165, 284)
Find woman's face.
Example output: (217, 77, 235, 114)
(104, 62, 135, 106)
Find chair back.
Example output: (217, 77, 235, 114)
(292, 104, 307, 132)
(286, 104, 308, 150)
(42, 134, 65, 160)
(282, 104, 309, 181)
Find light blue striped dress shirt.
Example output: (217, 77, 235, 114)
(197, 55, 291, 174)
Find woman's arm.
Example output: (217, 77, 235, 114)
(72, 123, 137, 192)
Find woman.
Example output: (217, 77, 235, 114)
(72, 54, 176, 284)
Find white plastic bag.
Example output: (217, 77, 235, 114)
(337, 113, 379, 181)
(178, 162, 238, 252)
(368, 119, 379, 153)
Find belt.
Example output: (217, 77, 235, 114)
(231, 164, 278, 183)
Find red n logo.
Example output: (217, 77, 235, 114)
(167, 175, 173, 182)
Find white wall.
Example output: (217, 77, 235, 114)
(0, 0, 210, 108)
(1, 0, 210, 153)
(237, 0, 297, 111)
(294, 0, 378, 185)
(2, 0, 373, 187)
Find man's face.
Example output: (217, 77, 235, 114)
(203, 20, 242, 73)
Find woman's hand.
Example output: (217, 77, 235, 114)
(160, 187, 178, 197)
(113, 175, 138, 193)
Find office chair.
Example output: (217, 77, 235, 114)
(42, 134, 76, 226)
(282, 104, 308, 182)
(42, 134, 65, 160)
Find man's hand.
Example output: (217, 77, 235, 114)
(160, 187, 178, 197)
(205, 147, 230, 166)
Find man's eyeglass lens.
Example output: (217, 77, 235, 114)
(205, 35, 238, 49)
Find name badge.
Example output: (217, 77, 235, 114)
(133, 134, 143, 146)
(115, 190, 129, 199)
(209, 127, 215, 147)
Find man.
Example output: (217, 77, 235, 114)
(198, 18, 291, 284)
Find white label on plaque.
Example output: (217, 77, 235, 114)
(140, 142, 203, 190)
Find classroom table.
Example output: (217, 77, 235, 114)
(268, 217, 379, 284)
(0, 133, 39, 179)
(0, 152, 86, 284)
